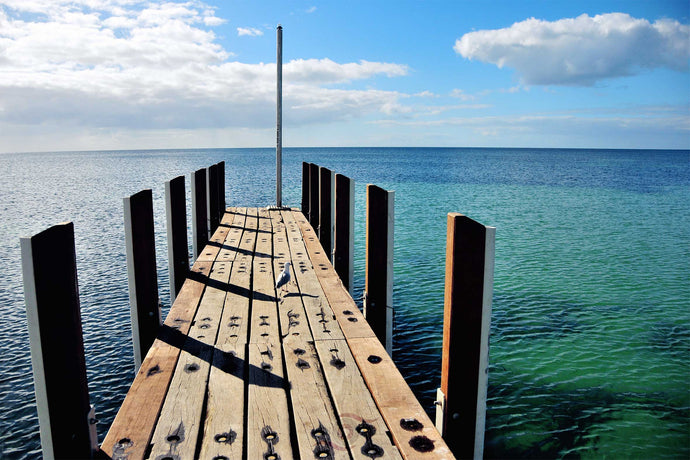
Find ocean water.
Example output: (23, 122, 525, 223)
(0, 147, 688, 459)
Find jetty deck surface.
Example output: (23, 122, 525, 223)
(102, 207, 451, 459)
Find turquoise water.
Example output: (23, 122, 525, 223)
(0, 148, 688, 458)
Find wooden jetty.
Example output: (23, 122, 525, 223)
(102, 206, 451, 459)
(21, 161, 495, 460)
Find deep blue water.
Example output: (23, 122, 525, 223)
(0, 147, 688, 458)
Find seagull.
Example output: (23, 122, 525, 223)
(275, 262, 291, 294)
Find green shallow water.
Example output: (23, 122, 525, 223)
(0, 147, 688, 458)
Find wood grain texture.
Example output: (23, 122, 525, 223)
(348, 337, 453, 459)
(281, 209, 345, 342)
(246, 342, 292, 460)
(272, 209, 348, 459)
(294, 208, 453, 459)
(199, 208, 251, 460)
(315, 339, 402, 460)
(246, 209, 293, 459)
(291, 209, 376, 340)
(101, 260, 211, 459)
(149, 235, 238, 458)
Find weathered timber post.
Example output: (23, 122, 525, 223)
(319, 166, 335, 260)
(124, 189, 161, 371)
(165, 175, 189, 302)
(309, 163, 320, 231)
(334, 173, 354, 293)
(364, 184, 394, 355)
(436, 213, 495, 460)
(217, 160, 226, 213)
(21, 222, 97, 459)
(302, 162, 311, 216)
(207, 163, 220, 237)
(191, 168, 208, 259)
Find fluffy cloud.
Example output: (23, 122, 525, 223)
(454, 13, 690, 86)
(0, 0, 407, 133)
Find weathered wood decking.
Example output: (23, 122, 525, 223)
(101, 208, 451, 459)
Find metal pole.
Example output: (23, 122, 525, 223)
(276, 24, 283, 208)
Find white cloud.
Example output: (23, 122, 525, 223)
(306, 6, 317, 14)
(237, 26, 263, 37)
(454, 13, 690, 86)
(0, 0, 409, 141)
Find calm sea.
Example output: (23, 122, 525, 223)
(0, 148, 688, 459)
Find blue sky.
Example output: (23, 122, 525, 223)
(0, 0, 688, 152)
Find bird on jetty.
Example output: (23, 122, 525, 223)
(275, 262, 291, 295)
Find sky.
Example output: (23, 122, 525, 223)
(0, 0, 688, 153)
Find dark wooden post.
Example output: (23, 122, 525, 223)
(124, 189, 161, 371)
(217, 160, 226, 212)
(301, 162, 311, 215)
(436, 213, 495, 460)
(334, 173, 354, 293)
(165, 176, 189, 302)
(191, 168, 208, 259)
(319, 166, 334, 260)
(308, 163, 320, 230)
(364, 184, 394, 355)
(21, 222, 96, 459)
(206, 163, 220, 238)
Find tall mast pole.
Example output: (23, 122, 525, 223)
(276, 24, 283, 208)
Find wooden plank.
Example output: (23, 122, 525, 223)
(347, 337, 454, 460)
(165, 175, 189, 302)
(196, 210, 234, 263)
(247, 208, 293, 459)
(365, 184, 394, 355)
(283, 340, 349, 459)
(149, 208, 244, 459)
(270, 210, 312, 342)
(438, 213, 495, 460)
(281, 210, 345, 342)
(216, 208, 242, 263)
(199, 208, 252, 460)
(103, 210, 241, 459)
(191, 168, 208, 259)
(101, 260, 211, 459)
(294, 209, 454, 459)
(148, 260, 231, 459)
(291, 210, 376, 340)
(246, 342, 292, 460)
(271, 210, 348, 459)
(21, 222, 94, 460)
(123, 189, 161, 371)
(249, 209, 281, 344)
(314, 339, 402, 460)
